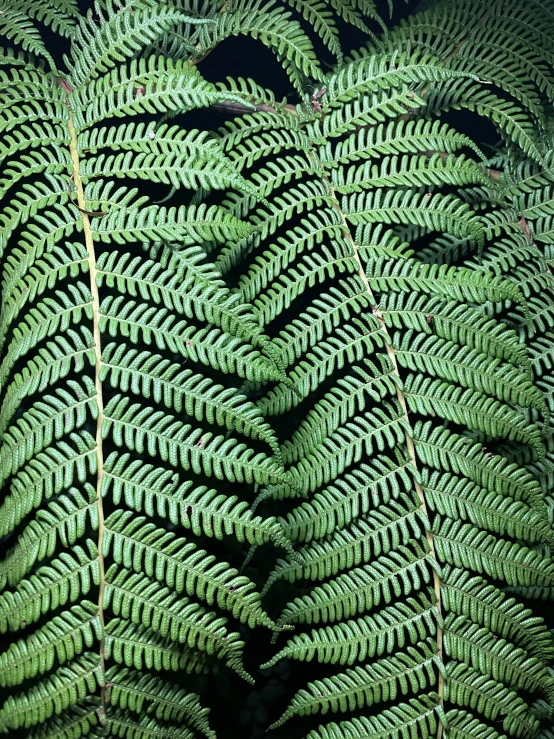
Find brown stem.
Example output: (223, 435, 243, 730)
(209, 100, 502, 183)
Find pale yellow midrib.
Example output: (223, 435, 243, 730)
(66, 104, 107, 719)
(307, 146, 445, 737)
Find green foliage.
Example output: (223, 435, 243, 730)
(0, 0, 553, 738)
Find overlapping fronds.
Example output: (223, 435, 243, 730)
(210, 2, 554, 735)
(1, 0, 553, 738)
(0, 0, 298, 735)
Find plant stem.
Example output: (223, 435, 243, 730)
(307, 146, 445, 739)
(65, 88, 107, 729)
(210, 99, 501, 183)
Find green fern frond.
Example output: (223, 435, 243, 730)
(106, 667, 215, 736)
(1, 1, 553, 737)
(0, 430, 96, 539)
(69, 4, 211, 87)
(196, 0, 324, 90)
(263, 593, 438, 667)
(280, 449, 416, 542)
(103, 566, 253, 682)
(442, 567, 554, 661)
(0, 484, 98, 589)
(444, 662, 539, 738)
(0, 601, 100, 688)
(0, 6, 56, 72)
(102, 454, 291, 548)
(0, 540, 99, 633)
(269, 640, 440, 729)
(105, 710, 196, 739)
(434, 519, 554, 589)
(285, 0, 342, 61)
(444, 615, 554, 701)
(266, 496, 427, 592)
(0, 653, 102, 732)
(304, 693, 442, 739)
(26, 702, 100, 739)
(413, 422, 545, 509)
(276, 539, 433, 627)
(102, 395, 284, 484)
(102, 509, 277, 628)
(104, 619, 216, 674)
(323, 118, 486, 167)
(422, 470, 554, 546)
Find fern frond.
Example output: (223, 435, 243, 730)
(102, 454, 290, 549)
(323, 118, 485, 167)
(104, 619, 216, 674)
(0, 602, 101, 688)
(105, 710, 196, 739)
(395, 330, 544, 410)
(0, 431, 96, 539)
(264, 593, 438, 667)
(102, 509, 276, 628)
(285, 0, 342, 61)
(0, 7, 56, 71)
(333, 153, 488, 194)
(287, 401, 409, 494)
(276, 539, 433, 627)
(269, 640, 440, 729)
(413, 422, 545, 509)
(103, 566, 253, 682)
(434, 519, 554, 589)
(280, 449, 416, 542)
(96, 253, 267, 346)
(266, 496, 427, 591)
(378, 292, 529, 368)
(444, 662, 539, 738)
(0, 484, 99, 589)
(102, 395, 283, 485)
(69, 4, 210, 87)
(0, 379, 97, 484)
(304, 693, 441, 739)
(2, 0, 79, 39)
(422, 470, 553, 546)
(445, 614, 554, 700)
(1, 2, 553, 736)
(106, 667, 215, 737)
(0, 540, 99, 633)
(0, 653, 102, 732)
(26, 702, 100, 739)
(195, 0, 324, 90)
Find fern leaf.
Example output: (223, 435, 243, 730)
(269, 640, 440, 729)
(106, 667, 215, 736)
(104, 619, 216, 674)
(102, 509, 277, 628)
(197, 0, 324, 90)
(103, 566, 253, 682)
(0, 602, 101, 688)
(277, 539, 433, 627)
(0, 653, 102, 732)
(102, 454, 290, 549)
(102, 395, 284, 485)
(445, 662, 539, 738)
(0, 484, 99, 589)
(304, 693, 441, 739)
(0, 541, 99, 633)
(434, 519, 554, 589)
(264, 593, 439, 667)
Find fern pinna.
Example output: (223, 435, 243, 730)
(0, 1, 553, 739)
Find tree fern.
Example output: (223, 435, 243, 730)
(0, 1, 553, 738)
